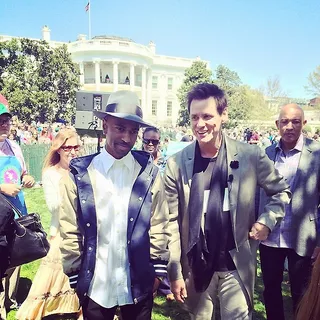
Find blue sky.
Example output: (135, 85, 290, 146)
(1, 0, 320, 99)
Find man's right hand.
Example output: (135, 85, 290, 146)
(171, 279, 187, 303)
(0, 183, 22, 197)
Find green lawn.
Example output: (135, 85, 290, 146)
(7, 188, 293, 320)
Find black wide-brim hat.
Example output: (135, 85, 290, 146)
(93, 90, 152, 127)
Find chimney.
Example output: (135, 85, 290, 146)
(148, 41, 156, 54)
(77, 34, 87, 41)
(42, 25, 51, 41)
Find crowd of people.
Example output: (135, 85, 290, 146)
(7, 118, 72, 146)
(0, 84, 320, 320)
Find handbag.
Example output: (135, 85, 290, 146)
(0, 195, 15, 285)
(0, 194, 50, 268)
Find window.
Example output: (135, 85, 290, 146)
(136, 74, 142, 87)
(152, 100, 157, 116)
(152, 76, 158, 89)
(167, 101, 172, 117)
(167, 77, 173, 90)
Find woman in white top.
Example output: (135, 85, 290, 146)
(17, 128, 82, 320)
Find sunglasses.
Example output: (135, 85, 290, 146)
(61, 145, 80, 152)
(0, 118, 12, 126)
(143, 139, 160, 145)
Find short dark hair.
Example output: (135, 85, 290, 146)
(187, 83, 227, 115)
(142, 127, 160, 139)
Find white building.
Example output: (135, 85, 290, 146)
(0, 26, 210, 125)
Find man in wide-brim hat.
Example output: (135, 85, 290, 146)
(93, 90, 152, 159)
(59, 90, 170, 320)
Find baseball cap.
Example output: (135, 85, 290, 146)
(0, 103, 12, 117)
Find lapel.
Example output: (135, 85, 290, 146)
(184, 142, 196, 187)
(291, 138, 313, 194)
(266, 143, 277, 162)
(127, 151, 153, 239)
(225, 136, 240, 235)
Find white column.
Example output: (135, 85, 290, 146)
(141, 66, 147, 115)
(159, 74, 166, 122)
(130, 63, 135, 91)
(79, 62, 84, 86)
(172, 100, 179, 126)
(94, 60, 100, 91)
(146, 69, 152, 119)
(113, 61, 119, 92)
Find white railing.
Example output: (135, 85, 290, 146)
(84, 78, 95, 84)
(68, 39, 153, 59)
(153, 55, 207, 68)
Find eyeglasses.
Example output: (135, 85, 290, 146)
(143, 139, 160, 145)
(0, 118, 12, 126)
(61, 145, 80, 152)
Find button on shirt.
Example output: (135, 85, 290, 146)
(87, 148, 141, 308)
(263, 134, 304, 249)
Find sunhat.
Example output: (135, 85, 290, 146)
(93, 90, 152, 127)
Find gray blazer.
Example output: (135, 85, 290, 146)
(164, 135, 290, 313)
(261, 137, 320, 257)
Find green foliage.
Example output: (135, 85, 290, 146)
(0, 38, 80, 123)
(306, 65, 320, 96)
(214, 65, 242, 95)
(245, 87, 275, 121)
(303, 124, 312, 133)
(213, 65, 249, 127)
(177, 61, 212, 126)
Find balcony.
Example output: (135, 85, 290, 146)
(84, 77, 142, 87)
(68, 38, 153, 63)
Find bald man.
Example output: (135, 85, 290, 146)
(259, 103, 320, 320)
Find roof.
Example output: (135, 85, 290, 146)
(92, 35, 135, 43)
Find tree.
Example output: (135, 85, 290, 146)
(0, 38, 80, 123)
(306, 65, 320, 97)
(213, 65, 249, 126)
(245, 86, 275, 121)
(258, 75, 291, 113)
(260, 75, 287, 99)
(177, 61, 212, 126)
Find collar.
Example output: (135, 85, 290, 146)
(101, 147, 135, 174)
(276, 134, 304, 153)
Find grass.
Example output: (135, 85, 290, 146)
(7, 188, 293, 320)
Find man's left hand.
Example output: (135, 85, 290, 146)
(249, 222, 270, 241)
(311, 246, 320, 261)
(153, 277, 161, 295)
(22, 175, 35, 188)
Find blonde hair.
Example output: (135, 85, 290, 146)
(42, 128, 79, 171)
(296, 254, 320, 320)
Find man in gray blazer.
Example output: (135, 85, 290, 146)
(259, 103, 320, 320)
(164, 83, 290, 320)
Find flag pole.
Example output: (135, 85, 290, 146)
(88, 0, 91, 39)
